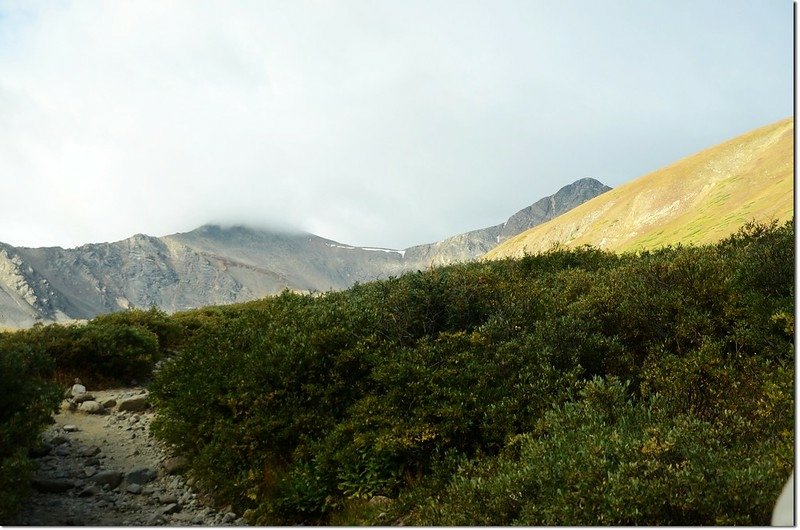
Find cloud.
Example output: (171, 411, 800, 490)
(0, 0, 792, 249)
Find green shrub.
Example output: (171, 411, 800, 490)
(418, 377, 791, 526)
(0, 337, 61, 521)
(146, 220, 794, 525)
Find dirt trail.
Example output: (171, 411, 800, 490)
(7, 387, 246, 526)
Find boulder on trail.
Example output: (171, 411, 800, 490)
(117, 395, 150, 412)
(78, 401, 105, 414)
(73, 393, 96, 404)
(71, 379, 87, 397)
(126, 466, 157, 485)
(90, 470, 123, 489)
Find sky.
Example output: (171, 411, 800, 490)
(0, 0, 793, 250)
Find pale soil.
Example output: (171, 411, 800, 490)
(6, 388, 247, 526)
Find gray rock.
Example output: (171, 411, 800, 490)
(71, 383, 86, 397)
(78, 485, 101, 497)
(117, 395, 150, 412)
(73, 392, 95, 404)
(83, 466, 97, 477)
(80, 445, 101, 457)
(172, 512, 194, 523)
(101, 398, 117, 408)
(90, 470, 123, 489)
(222, 512, 237, 523)
(78, 400, 104, 414)
(31, 478, 75, 493)
(161, 503, 182, 515)
(162, 455, 188, 475)
(54, 445, 70, 457)
(50, 434, 69, 446)
(126, 465, 156, 484)
(85, 457, 100, 466)
(62, 424, 79, 432)
(126, 483, 143, 494)
(158, 494, 179, 505)
(147, 514, 165, 525)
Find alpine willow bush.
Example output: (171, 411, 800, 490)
(135, 220, 792, 524)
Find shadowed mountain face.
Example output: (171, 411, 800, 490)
(0, 178, 609, 328)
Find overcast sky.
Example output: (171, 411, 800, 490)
(0, 0, 793, 250)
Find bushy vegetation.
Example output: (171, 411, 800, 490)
(140, 220, 794, 525)
(0, 221, 792, 524)
(2, 307, 179, 389)
(0, 332, 61, 520)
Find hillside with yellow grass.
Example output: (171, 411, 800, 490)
(485, 117, 793, 259)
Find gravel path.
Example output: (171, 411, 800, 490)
(7, 387, 247, 526)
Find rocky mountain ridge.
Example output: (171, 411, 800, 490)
(0, 178, 610, 328)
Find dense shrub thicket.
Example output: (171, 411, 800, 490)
(2, 307, 179, 389)
(0, 333, 61, 520)
(142, 220, 794, 525)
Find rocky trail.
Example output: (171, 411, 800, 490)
(7, 385, 247, 526)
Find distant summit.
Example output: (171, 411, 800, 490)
(403, 177, 611, 268)
(498, 178, 611, 243)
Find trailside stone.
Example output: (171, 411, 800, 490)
(90, 470, 123, 489)
(102, 398, 117, 408)
(71, 383, 86, 397)
(60, 400, 77, 412)
(78, 401, 104, 414)
(126, 466, 156, 484)
(126, 483, 143, 494)
(63, 424, 79, 432)
(78, 485, 100, 497)
(162, 456, 188, 475)
(73, 392, 95, 404)
(161, 503, 182, 515)
(50, 434, 69, 446)
(117, 396, 150, 412)
(158, 494, 179, 505)
(80, 445, 101, 457)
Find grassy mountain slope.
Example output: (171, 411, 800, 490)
(485, 117, 793, 259)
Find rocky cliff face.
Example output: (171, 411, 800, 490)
(400, 177, 610, 269)
(0, 178, 609, 328)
